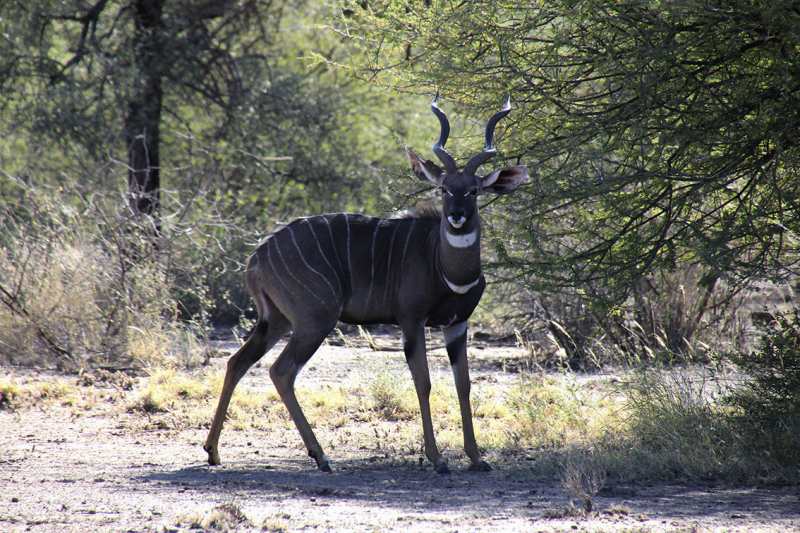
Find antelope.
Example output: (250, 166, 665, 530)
(204, 95, 527, 474)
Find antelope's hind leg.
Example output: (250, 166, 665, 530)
(269, 319, 338, 472)
(204, 312, 290, 465)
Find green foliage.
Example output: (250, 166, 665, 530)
(339, 0, 800, 358)
(1, 1, 406, 218)
(1, 0, 425, 335)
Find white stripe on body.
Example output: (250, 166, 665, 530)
(287, 226, 338, 300)
(263, 237, 288, 292)
(321, 215, 346, 283)
(304, 218, 343, 296)
(272, 232, 327, 304)
(363, 221, 383, 317)
(400, 219, 418, 274)
(382, 222, 403, 306)
(345, 214, 353, 291)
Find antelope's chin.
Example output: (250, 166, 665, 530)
(448, 216, 465, 229)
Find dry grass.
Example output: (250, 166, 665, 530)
(136, 368, 220, 413)
(0, 375, 78, 410)
(559, 451, 606, 512)
(365, 362, 418, 420)
(0, 187, 212, 372)
(504, 373, 622, 450)
(2, 354, 796, 485)
(177, 502, 249, 532)
(261, 514, 290, 532)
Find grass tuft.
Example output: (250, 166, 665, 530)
(559, 451, 606, 513)
(0, 376, 21, 410)
(262, 513, 291, 532)
(367, 363, 417, 421)
(179, 503, 248, 532)
(135, 368, 219, 414)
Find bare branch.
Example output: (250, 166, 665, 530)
(46, 0, 109, 85)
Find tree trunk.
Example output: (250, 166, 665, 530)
(125, 0, 165, 228)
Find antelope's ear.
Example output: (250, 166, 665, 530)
(407, 147, 445, 187)
(480, 166, 528, 195)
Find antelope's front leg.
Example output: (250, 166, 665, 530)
(401, 323, 448, 474)
(443, 321, 492, 471)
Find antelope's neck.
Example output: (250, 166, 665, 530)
(438, 218, 482, 294)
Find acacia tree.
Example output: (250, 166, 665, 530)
(340, 0, 800, 355)
(2, 0, 283, 226)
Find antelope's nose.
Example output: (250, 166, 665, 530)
(448, 210, 466, 229)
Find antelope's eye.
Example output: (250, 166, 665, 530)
(443, 188, 454, 197)
(464, 188, 478, 197)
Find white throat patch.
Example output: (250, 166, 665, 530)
(445, 229, 478, 248)
(443, 275, 481, 294)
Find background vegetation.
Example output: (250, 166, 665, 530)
(1, 0, 426, 366)
(1, 0, 798, 485)
(339, 0, 800, 361)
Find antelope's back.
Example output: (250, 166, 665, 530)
(248, 213, 440, 324)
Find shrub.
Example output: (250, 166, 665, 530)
(727, 307, 800, 422)
(725, 307, 800, 482)
(624, 352, 799, 484)
(624, 368, 735, 480)
(0, 177, 204, 370)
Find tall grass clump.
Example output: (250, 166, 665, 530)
(623, 367, 737, 480)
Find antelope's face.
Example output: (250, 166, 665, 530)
(405, 95, 528, 232)
(407, 148, 528, 230)
(440, 174, 479, 230)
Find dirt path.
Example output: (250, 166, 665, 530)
(2, 344, 799, 532)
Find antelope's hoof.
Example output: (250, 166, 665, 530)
(434, 463, 451, 475)
(468, 459, 493, 472)
(312, 452, 332, 473)
(204, 444, 221, 466)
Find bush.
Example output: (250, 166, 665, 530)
(728, 307, 800, 420)
(0, 176, 208, 371)
(622, 338, 800, 484)
(725, 308, 800, 481)
(624, 368, 736, 481)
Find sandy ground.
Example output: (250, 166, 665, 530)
(2, 342, 799, 532)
